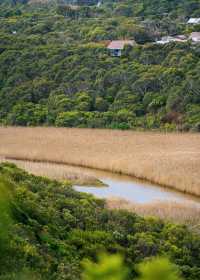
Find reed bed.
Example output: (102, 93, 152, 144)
(107, 198, 200, 228)
(0, 127, 200, 196)
(0, 158, 103, 186)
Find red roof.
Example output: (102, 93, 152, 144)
(107, 40, 135, 50)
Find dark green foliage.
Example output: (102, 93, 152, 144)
(0, 162, 200, 279)
(0, 0, 199, 130)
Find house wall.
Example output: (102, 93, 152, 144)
(110, 49, 122, 57)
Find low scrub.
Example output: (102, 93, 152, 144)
(0, 162, 200, 280)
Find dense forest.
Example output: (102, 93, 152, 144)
(0, 162, 200, 279)
(0, 0, 200, 130)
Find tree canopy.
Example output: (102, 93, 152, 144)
(0, 0, 199, 130)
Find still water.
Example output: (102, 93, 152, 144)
(74, 166, 200, 206)
(3, 157, 200, 207)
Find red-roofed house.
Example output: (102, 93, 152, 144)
(107, 40, 135, 56)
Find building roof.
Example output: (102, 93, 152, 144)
(175, 35, 187, 40)
(107, 40, 135, 50)
(189, 32, 200, 41)
(156, 35, 187, 44)
(97, 1, 102, 7)
(187, 18, 200, 24)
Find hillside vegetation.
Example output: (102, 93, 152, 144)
(0, 162, 200, 279)
(0, 0, 200, 130)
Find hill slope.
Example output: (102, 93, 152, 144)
(0, 1, 200, 130)
(0, 162, 200, 279)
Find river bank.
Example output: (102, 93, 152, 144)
(1, 158, 200, 227)
(0, 158, 105, 187)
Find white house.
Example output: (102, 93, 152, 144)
(107, 40, 135, 57)
(189, 32, 200, 43)
(156, 35, 187, 45)
(187, 18, 200, 24)
(97, 1, 102, 7)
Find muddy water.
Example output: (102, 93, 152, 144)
(73, 166, 200, 207)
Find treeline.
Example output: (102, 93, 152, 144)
(0, 162, 200, 279)
(105, 0, 200, 18)
(2, 0, 200, 17)
(0, 1, 200, 130)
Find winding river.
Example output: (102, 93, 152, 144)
(2, 158, 200, 207)
(74, 166, 200, 207)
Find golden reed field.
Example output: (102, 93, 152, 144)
(0, 126, 200, 196)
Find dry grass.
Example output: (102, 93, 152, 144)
(0, 127, 200, 196)
(0, 158, 104, 186)
(107, 198, 200, 228)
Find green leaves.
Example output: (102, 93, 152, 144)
(82, 254, 183, 280)
(0, 177, 12, 250)
(137, 258, 183, 280)
(82, 254, 129, 280)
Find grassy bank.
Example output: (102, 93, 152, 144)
(0, 127, 200, 196)
(0, 158, 199, 227)
(107, 198, 200, 229)
(0, 158, 104, 187)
